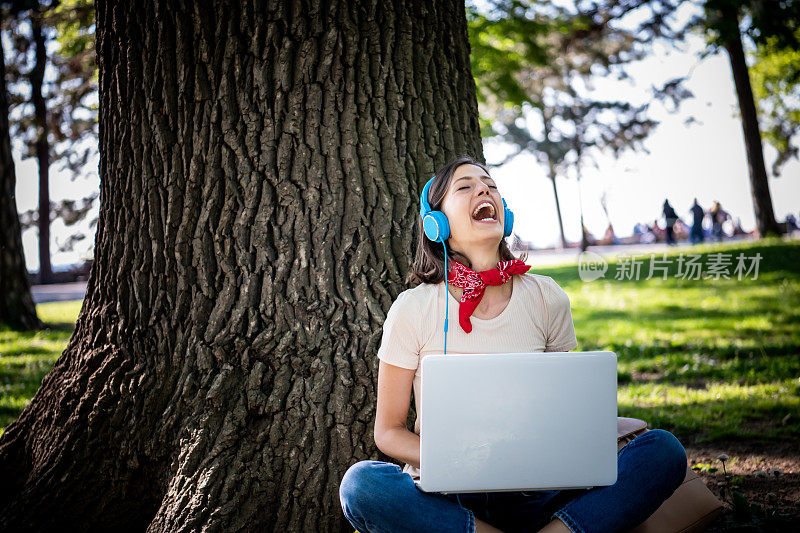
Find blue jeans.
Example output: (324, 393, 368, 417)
(339, 429, 687, 533)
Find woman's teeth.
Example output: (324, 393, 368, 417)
(472, 202, 496, 221)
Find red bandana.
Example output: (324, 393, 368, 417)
(446, 259, 531, 333)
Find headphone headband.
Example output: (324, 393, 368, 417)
(419, 177, 435, 218)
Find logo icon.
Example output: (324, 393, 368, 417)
(578, 251, 608, 282)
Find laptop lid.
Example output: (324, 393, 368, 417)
(418, 351, 618, 494)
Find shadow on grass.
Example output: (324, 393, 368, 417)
(618, 398, 800, 443)
(579, 306, 764, 322)
(614, 352, 800, 386)
(0, 345, 53, 357)
(41, 321, 78, 331)
(11, 321, 75, 333)
(0, 404, 23, 416)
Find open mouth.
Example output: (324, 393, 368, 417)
(471, 201, 497, 222)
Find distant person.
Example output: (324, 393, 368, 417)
(662, 199, 679, 245)
(689, 198, 705, 245)
(645, 223, 656, 243)
(650, 219, 664, 242)
(633, 222, 654, 244)
(673, 218, 690, 241)
(642, 222, 656, 244)
(582, 224, 597, 247)
(599, 223, 618, 246)
(732, 217, 748, 236)
(633, 222, 645, 242)
(784, 214, 798, 233)
(709, 201, 730, 242)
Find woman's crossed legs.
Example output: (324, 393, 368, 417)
(339, 429, 687, 533)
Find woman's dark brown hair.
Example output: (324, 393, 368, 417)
(407, 154, 527, 285)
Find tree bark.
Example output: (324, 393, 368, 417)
(0, 1, 483, 531)
(0, 14, 43, 330)
(31, 13, 53, 284)
(720, 5, 782, 237)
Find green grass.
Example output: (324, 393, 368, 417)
(1, 238, 799, 444)
(533, 236, 800, 443)
(0, 300, 81, 438)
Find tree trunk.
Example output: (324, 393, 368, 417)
(31, 13, 52, 284)
(541, 113, 566, 249)
(547, 165, 567, 249)
(0, 15, 42, 330)
(574, 139, 589, 252)
(0, 1, 483, 531)
(578, 176, 589, 252)
(720, 5, 782, 238)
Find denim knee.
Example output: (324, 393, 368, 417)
(646, 429, 688, 490)
(339, 460, 395, 520)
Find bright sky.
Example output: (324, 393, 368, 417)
(13, 11, 800, 271)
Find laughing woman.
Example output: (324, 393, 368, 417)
(339, 155, 687, 533)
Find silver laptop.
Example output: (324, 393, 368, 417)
(418, 351, 618, 494)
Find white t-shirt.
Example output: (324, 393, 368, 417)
(376, 271, 579, 479)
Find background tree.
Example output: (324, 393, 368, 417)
(0, 0, 42, 330)
(4, 0, 97, 282)
(472, 0, 800, 242)
(578, 0, 800, 236)
(748, 27, 800, 177)
(469, 1, 670, 249)
(0, 0, 484, 530)
(699, 0, 790, 236)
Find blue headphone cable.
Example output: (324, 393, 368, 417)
(443, 241, 449, 356)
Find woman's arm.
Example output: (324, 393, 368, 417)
(543, 277, 579, 352)
(374, 360, 420, 469)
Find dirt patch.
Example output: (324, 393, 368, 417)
(682, 438, 800, 531)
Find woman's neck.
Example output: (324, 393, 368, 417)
(451, 245, 501, 272)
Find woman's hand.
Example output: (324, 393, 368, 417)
(374, 360, 420, 469)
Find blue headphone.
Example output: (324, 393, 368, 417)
(418, 175, 515, 356)
(419, 176, 514, 243)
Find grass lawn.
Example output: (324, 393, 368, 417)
(0, 300, 82, 439)
(1, 237, 798, 527)
(2, 238, 798, 441)
(533, 236, 800, 445)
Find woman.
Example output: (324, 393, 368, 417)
(339, 155, 688, 533)
(709, 201, 729, 242)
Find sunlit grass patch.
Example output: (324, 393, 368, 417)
(0, 300, 79, 438)
(617, 379, 800, 442)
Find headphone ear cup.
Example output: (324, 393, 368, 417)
(423, 211, 450, 243)
(503, 205, 514, 237)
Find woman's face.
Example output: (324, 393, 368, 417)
(440, 164, 505, 250)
